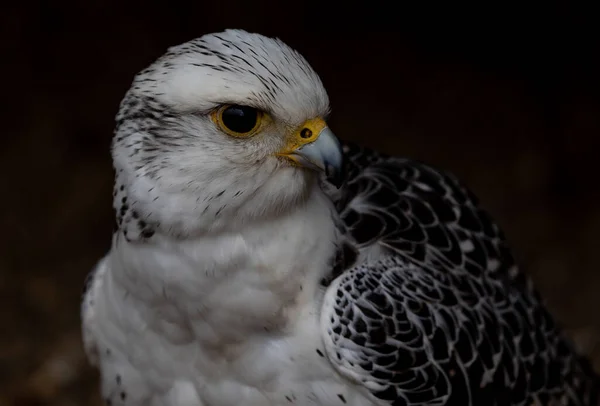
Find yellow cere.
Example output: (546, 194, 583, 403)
(279, 117, 327, 155)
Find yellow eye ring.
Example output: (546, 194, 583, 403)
(210, 104, 264, 137)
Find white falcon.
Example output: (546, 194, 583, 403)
(82, 29, 599, 406)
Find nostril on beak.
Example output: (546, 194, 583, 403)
(300, 128, 313, 139)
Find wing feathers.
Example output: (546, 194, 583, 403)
(321, 142, 599, 406)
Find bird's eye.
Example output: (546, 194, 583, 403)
(211, 104, 263, 137)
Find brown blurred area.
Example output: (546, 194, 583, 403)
(1, 2, 599, 405)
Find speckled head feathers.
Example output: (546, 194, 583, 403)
(110, 29, 331, 240)
(127, 29, 329, 123)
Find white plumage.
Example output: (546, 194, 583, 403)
(82, 29, 599, 406)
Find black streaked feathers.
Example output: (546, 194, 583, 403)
(91, 29, 599, 405)
(322, 142, 600, 406)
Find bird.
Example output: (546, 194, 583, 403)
(81, 29, 600, 406)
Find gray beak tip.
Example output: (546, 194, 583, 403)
(291, 126, 345, 188)
(325, 161, 344, 189)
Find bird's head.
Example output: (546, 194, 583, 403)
(111, 29, 343, 239)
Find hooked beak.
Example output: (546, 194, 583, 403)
(291, 127, 344, 188)
(277, 118, 345, 188)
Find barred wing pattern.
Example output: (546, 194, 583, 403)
(321, 143, 599, 406)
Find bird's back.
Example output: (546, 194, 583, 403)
(320, 141, 599, 406)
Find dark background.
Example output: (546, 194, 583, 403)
(2, 2, 599, 404)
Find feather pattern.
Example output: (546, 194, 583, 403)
(81, 29, 600, 406)
(321, 142, 599, 406)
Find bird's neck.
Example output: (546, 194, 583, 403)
(107, 185, 338, 347)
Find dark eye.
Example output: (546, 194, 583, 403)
(213, 104, 262, 137)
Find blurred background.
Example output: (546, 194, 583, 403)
(2, 2, 599, 405)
